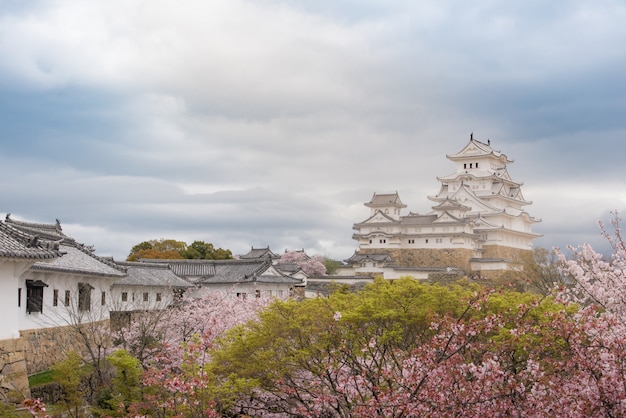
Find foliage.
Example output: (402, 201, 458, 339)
(24, 212, 626, 416)
(110, 292, 269, 416)
(323, 257, 342, 275)
(98, 350, 143, 415)
(280, 250, 327, 276)
(205, 266, 626, 417)
(180, 240, 233, 260)
(28, 370, 55, 387)
(497, 246, 562, 294)
(126, 239, 232, 261)
(51, 351, 92, 418)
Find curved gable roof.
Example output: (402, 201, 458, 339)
(365, 192, 407, 209)
(447, 137, 513, 164)
(30, 244, 127, 277)
(0, 221, 61, 260)
(355, 210, 399, 226)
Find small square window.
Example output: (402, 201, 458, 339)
(143, 292, 149, 302)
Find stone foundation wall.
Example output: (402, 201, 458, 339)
(359, 248, 476, 271)
(0, 338, 30, 402)
(19, 320, 110, 375)
(481, 245, 531, 262)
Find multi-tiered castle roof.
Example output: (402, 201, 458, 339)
(350, 135, 541, 276)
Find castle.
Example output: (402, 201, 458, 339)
(347, 135, 541, 278)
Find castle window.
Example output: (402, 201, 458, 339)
(143, 292, 149, 302)
(101, 291, 106, 306)
(78, 283, 94, 312)
(469, 163, 473, 168)
(369, 239, 372, 244)
(476, 162, 479, 168)
(425, 239, 429, 244)
(156, 293, 162, 302)
(53, 289, 59, 307)
(65, 290, 70, 306)
(122, 292, 128, 302)
(26, 280, 48, 314)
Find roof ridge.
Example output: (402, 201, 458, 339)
(5, 214, 64, 232)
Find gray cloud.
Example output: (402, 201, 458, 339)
(1, 0, 625, 261)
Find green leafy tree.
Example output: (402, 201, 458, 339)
(52, 351, 92, 418)
(126, 239, 186, 261)
(181, 240, 233, 260)
(95, 350, 143, 416)
(127, 239, 232, 261)
(323, 257, 342, 275)
(208, 278, 566, 416)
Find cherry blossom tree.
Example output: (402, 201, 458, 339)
(111, 291, 269, 417)
(24, 213, 626, 417)
(280, 250, 327, 276)
(211, 262, 626, 417)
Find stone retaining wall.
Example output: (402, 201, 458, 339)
(358, 247, 532, 279)
(0, 338, 30, 402)
(20, 320, 110, 374)
(481, 245, 530, 262)
(358, 248, 476, 271)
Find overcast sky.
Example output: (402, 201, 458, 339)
(1, 0, 625, 261)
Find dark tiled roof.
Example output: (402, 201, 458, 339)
(5, 215, 126, 277)
(30, 244, 127, 277)
(113, 262, 194, 288)
(240, 246, 279, 259)
(274, 262, 301, 273)
(158, 260, 217, 277)
(0, 221, 61, 260)
(197, 259, 271, 284)
(365, 192, 406, 208)
(345, 252, 393, 264)
(138, 258, 302, 284)
(4, 215, 74, 243)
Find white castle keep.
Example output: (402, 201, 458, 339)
(349, 135, 541, 277)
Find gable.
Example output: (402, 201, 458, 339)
(448, 187, 499, 213)
(361, 210, 398, 225)
(433, 211, 464, 224)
